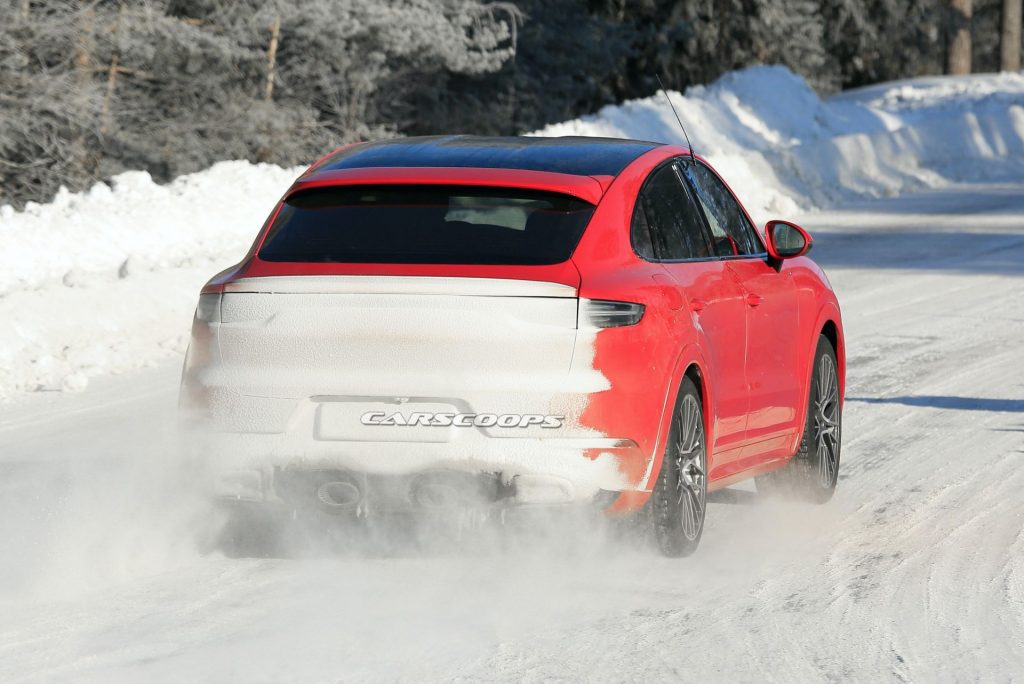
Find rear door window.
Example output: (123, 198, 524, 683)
(631, 163, 712, 261)
(258, 186, 595, 265)
(681, 163, 763, 256)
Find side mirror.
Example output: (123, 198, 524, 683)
(765, 220, 813, 260)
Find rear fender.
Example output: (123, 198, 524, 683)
(609, 344, 713, 513)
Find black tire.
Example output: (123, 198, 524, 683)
(756, 335, 842, 503)
(651, 376, 708, 557)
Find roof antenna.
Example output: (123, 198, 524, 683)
(655, 74, 696, 166)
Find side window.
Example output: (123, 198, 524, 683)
(631, 199, 656, 260)
(682, 163, 762, 256)
(631, 163, 711, 260)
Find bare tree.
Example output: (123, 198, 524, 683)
(101, 1, 126, 136)
(1002, 0, 1022, 71)
(264, 14, 280, 101)
(948, 0, 973, 75)
(71, 2, 97, 181)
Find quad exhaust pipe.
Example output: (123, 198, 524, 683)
(291, 471, 498, 512)
(410, 480, 464, 509)
(316, 480, 362, 509)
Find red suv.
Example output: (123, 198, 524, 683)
(181, 136, 845, 557)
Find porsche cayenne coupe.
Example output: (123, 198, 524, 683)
(180, 136, 845, 557)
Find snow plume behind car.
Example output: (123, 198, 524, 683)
(0, 379, 206, 600)
(0, 381, 628, 601)
(0, 370, 840, 609)
(0, 379, 579, 598)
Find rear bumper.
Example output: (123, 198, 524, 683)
(213, 466, 624, 515)
(191, 429, 646, 507)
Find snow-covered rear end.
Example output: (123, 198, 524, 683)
(180, 181, 640, 509)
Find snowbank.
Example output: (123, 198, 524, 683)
(0, 161, 300, 297)
(2, 66, 1024, 399)
(536, 66, 1024, 224)
(0, 162, 302, 397)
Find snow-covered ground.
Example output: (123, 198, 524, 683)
(1, 182, 1022, 681)
(2, 66, 1023, 399)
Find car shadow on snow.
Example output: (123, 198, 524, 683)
(848, 395, 1024, 412)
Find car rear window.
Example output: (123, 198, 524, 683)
(257, 185, 595, 265)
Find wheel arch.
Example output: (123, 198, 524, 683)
(789, 303, 845, 457)
(642, 345, 715, 492)
(816, 307, 846, 405)
(609, 350, 713, 514)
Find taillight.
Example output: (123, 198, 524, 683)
(584, 299, 645, 328)
(195, 293, 222, 323)
(183, 292, 221, 385)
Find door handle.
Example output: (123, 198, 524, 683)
(690, 298, 708, 313)
(745, 293, 763, 308)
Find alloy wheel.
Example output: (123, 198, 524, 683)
(675, 393, 707, 540)
(814, 353, 840, 488)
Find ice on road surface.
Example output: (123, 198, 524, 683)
(1, 182, 1022, 682)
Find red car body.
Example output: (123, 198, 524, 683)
(183, 136, 844, 545)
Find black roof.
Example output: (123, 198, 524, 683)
(314, 135, 664, 178)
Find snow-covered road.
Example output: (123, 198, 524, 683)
(1, 183, 1022, 682)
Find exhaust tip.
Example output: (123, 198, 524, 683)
(410, 480, 464, 509)
(316, 480, 361, 509)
